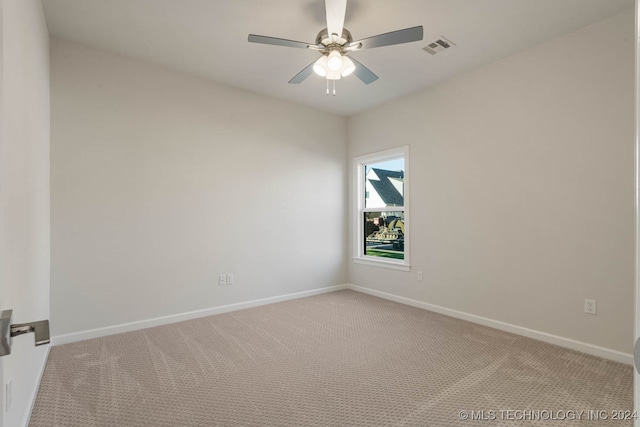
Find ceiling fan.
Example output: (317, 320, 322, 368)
(248, 0, 423, 95)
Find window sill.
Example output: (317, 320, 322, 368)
(352, 257, 411, 272)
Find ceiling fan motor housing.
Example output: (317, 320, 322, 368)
(315, 28, 353, 54)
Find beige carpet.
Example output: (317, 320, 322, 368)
(30, 290, 633, 426)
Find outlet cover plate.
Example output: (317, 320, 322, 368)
(584, 299, 597, 315)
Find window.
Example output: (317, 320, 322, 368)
(353, 146, 409, 271)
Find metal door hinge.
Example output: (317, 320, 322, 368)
(1, 310, 50, 357)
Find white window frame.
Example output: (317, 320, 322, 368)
(353, 145, 410, 271)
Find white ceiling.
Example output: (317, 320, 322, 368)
(42, 0, 634, 116)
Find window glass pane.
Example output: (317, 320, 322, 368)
(365, 158, 404, 208)
(364, 211, 405, 260)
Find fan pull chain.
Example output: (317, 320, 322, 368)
(325, 80, 337, 96)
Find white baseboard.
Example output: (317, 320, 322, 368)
(346, 284, 633, 365)
(24, 345, 50, 427)
(51, 284, 348, 346)
(50, 283, 632, 365)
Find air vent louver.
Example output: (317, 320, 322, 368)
(423, 37, 455, 55)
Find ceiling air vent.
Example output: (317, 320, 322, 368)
(423, 37, 455, 55)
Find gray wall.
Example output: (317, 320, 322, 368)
(348, 10, 635, 354)
(50, 39, 347, 337)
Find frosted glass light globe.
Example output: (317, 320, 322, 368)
(327, 50, 343, 72)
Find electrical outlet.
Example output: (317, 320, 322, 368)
(417, 271, 423, 282)
(584, 299, 597, 315)
(5, 379, 12, 412)
(226, 274, 234, 285)
(218, 274, 226, 286)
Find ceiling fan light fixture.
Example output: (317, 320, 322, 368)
(340, 56, 355, 77)
(326, 69, 341, 80)
(313, 56, 328, 77)
(327, 50, 343, 72)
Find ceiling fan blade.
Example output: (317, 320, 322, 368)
(248, 34, 313, 49)
(288, 61, 317, 84)
(349, 57, 378, 85)
(325, 0, 347, 39)
(350, 26, 423, 50)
